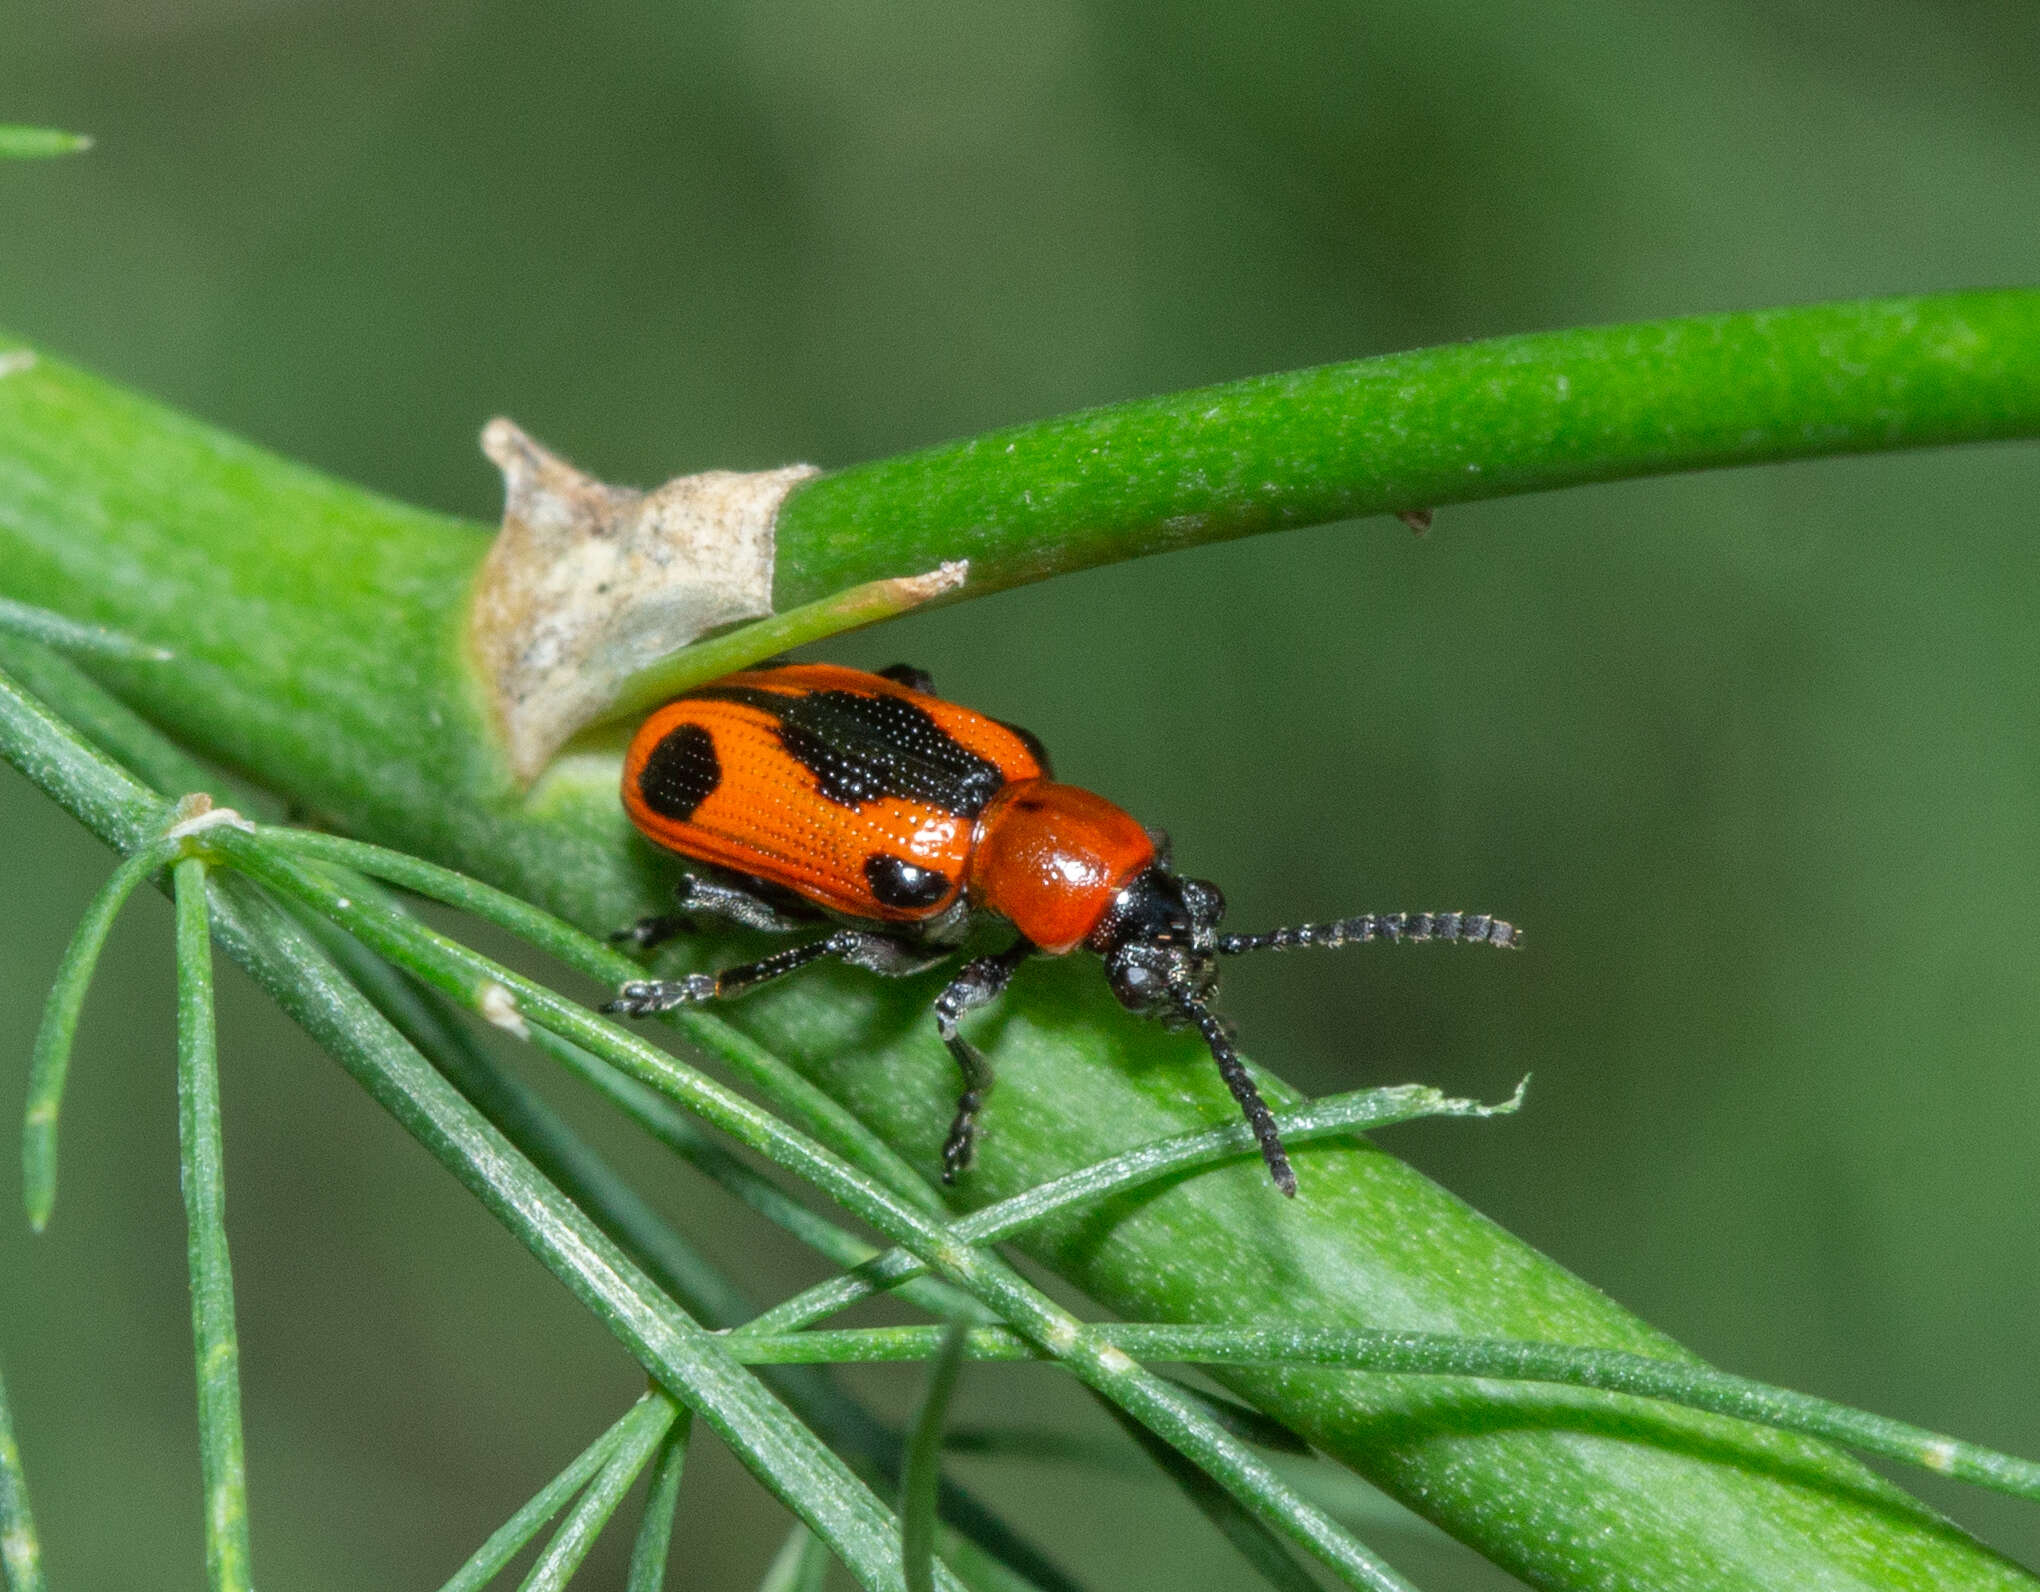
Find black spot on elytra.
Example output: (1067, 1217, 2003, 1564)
(687, 683, 1006, 815)
(865, 853, 951, 910)
(638, 723, 720, 820)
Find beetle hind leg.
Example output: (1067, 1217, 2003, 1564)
(610, 871, 822, 951)
(605, 927, 942, 1016)
(931, 941, 1033, 1182)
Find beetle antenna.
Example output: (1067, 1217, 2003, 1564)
(1179, 996, 1297, 1197)
(1217, 911, 1520, 956)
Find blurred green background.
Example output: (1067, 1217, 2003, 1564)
(4, 1, 2039, 1587)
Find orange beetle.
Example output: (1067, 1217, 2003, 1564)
(610, 663, 1518, 1194)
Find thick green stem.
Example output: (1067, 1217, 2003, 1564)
(773, 290, 2040, 601)
(3, 301, 2037, 1590)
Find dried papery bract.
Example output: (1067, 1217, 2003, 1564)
(468, 419, 817, 782)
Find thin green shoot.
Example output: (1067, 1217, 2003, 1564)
(528, 1024, 980, 1325)
(436, 1400, 648, 1592)
(25, 838, 175, 1229)
(736, 1080, 1525, 1338)
(254, 826, 930, 1201)
(0, 597, 170, 661)
(902, 1323, 971, 1592)
(173, 856, 253, 1592)
(1092, 1396, 1323, 1592)
(758, 1524, 833, 1592)
(624, 1406, 694, 1592)
(519, 1393, 679, 1592)
(730, 1323, 2040, 1503)
(597, 564, 966, 734)
(317, 929, 1068, 1592)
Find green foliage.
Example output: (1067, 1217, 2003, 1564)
(2, 284, 2040, 1590)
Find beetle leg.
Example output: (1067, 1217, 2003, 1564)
(877, 662, 936, 694)
(604, 929, 940, 1016)
(610, 872, 820, 950)
(673, 873, 821, 934)
(932, 941, 1034, 1183)
(608, 912, 692, 951)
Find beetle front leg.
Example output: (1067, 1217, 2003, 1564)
(604, 928, 941, 1016)
(932, 941, 1034, 1182)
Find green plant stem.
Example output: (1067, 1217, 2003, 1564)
(437, 1400, 640, 1592)
(22, 837, 172, 1230)
(759, 1525, 833, 1592)
(0, 641, 1082, 1592)
(1091, 1395, 1323, 1592)
(173, 855, 253, 1592)
(255, 825, 1505, 1339)
(213, 831, 1421, 1592)
(253, 828, 930, 1202)
(0, 1356, 45, 1592)
(772, 290, 2040, 602)
(625, 1406, 694, 1592)
(0, 596, 169, 660)
(203, 881, 968, 1592)
(527, 1024, 981, 1326)
(730, 1325, 2040, 1502)
(739, 1081, 1522, 1338)
(6, 304, 2040, 1589)
(903, 1324, 971, 1592)
(319, 926, 1076, 1592)
(0, 670, 963, 1592)
(600, 566, 962, 731)
(520, 1392, 678, 1592)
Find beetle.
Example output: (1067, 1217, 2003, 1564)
(604, 662, 1518, 1195)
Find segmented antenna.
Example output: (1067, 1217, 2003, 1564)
(1181, 997, 1297, 1197)
(1217, 912, 1519, 956)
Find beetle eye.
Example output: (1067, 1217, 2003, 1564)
(1182, 878, 1225, 925)
(1108, 953, 1168, 1011)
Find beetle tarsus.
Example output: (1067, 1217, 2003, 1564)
(941, 1085, 983, 1183)
(1183, 997, 1297, 1196)
(602, 973, 719, 1015)
(932, 942, 1033, 1180)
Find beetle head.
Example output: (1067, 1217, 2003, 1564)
(1087, 863, 1226, 1017)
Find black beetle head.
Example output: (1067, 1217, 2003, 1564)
(1086, 864, 1225, 1018)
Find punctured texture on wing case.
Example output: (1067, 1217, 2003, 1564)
(623, 664, 1047, 921)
